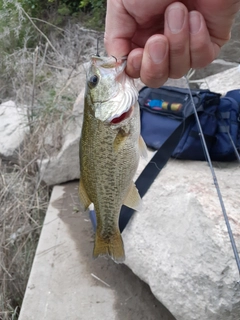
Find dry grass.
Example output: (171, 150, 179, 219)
(0, 161, 49, 319)
(0, 16, 104, 319)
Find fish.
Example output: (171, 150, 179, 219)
(79, 55, 147, 263)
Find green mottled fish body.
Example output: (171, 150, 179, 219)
(79, 56, 147, 263)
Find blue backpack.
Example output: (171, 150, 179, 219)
(139, 86, 240, 162)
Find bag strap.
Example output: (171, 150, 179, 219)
(119, 115, 193, 232)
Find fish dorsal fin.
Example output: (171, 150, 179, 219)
(139, 135, 148, 159)
(79, 179, 91, 211)
(123, 182, 142, 211)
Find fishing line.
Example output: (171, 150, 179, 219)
(184, 75, 240, 277)
(227, 131, 240, 162)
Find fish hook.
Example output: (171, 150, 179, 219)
(96, 38, 100, 57)
(111, 55, 117, 62)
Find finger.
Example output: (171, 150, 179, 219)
(194, 0, 240, 47)
(140, 35, 169, 88)
(126, 48, 143, 79)
(189, 11, 220, 69)
(104, 0, 136, 58)
(164, 2, 190, 79)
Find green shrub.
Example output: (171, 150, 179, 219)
(80, 0, 106, 29)
(0, 0, 36, 52)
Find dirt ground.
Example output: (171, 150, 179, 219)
(57, 181, 176, 320)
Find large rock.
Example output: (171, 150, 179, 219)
(0, 101, 29, 160)
(38, 89, 84, 186)
(189, 59, 238, 81)
(38, 120, 81, 185)
(218, 11, 240, 63)
(123, 156, 240, 320)
(199, 67, 240, 95)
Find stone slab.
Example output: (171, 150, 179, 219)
(19, 182, 175, 320)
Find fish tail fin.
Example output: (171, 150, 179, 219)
(93, 229, 125, 263)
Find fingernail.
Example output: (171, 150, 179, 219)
(189, 11, 202, 34)
(167, 7, 185, 33)
(148, 40, 167, 64)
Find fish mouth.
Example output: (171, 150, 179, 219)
(110, 105, 133, 124)
(91, 55, 127, 67)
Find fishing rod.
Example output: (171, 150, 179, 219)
(185, 75, 240, 277)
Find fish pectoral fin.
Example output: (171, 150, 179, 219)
(113, 128, 130, 152)
(123, 182, 142, 211)
(79, 179, 91, 211)
(93, 228, 125, 264)
(139, 135, 148, 159)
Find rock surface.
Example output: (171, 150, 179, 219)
(190, 59, 238, 81)
(218, 11, 240, 63)
(0, 100, 29, 160)
(199, 67, 240, 95)
(38, 89, 85, 185)
(123, 157, 240, 320)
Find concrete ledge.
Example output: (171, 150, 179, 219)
(19, 182, 175, 320)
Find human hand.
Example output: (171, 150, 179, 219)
(104, 0, 240, 87)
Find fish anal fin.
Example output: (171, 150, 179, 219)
(139, 135, 148, 159)
(93, 229, 125, 264)
(79, 179, 91, 211)
(123, 182, 142, 211)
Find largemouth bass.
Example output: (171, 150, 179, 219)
(79, 55, 147, 263)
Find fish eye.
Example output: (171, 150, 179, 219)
(88, 74, 99, 88)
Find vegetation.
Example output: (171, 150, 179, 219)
(0, 1, 104, 318)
